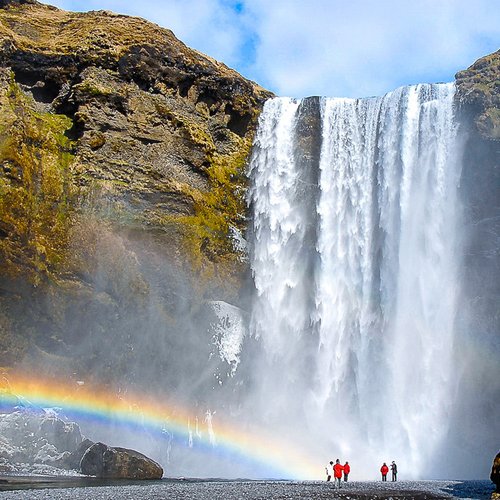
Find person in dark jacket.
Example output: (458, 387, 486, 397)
(390, 461, 397, 481)
(343, 461, 350, 481)
(380, 462, 389, 481)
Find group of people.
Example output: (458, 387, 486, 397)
(380, 461, 398, 481)
(325, 459, 398, 483)
(325, 459, 350, 487)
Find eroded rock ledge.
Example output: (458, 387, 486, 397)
(0, 0, 272, 286)
(0, 0, 272, 376)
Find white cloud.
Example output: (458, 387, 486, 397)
(245, 0, 500, 97)
(42, 0, 500, 97)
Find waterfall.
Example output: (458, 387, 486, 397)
(247, 83, 462, 478)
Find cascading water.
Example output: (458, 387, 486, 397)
(247, 83, 463, 478)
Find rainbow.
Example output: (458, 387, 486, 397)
(0, 373, 320, 479)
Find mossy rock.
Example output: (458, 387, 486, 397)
(456, 50, 500, 140)
(0, 69, 75, 283)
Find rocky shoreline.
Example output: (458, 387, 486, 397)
(0, 478, 495, 499)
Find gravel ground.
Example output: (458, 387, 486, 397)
(0, 478, 494, 499)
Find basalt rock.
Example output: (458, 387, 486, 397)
(0, 1, 271, 380)
(0, 0, 271, 280)
(0, 410, 83, 471)
(80, 442, 163, 479)
(456, 49, 500, 141)
(492, 451, 500, 497)
(61, 438, 94, 471)
(455, 54, 500, 327)
(454, 52, 500, 476)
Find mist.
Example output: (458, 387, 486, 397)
(239, 85, 499, 480)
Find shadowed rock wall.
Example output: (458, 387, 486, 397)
(0, 0, 271, 389)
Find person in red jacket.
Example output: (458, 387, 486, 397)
(380, 462, 389, 481)
(333, 459, 344, 488)
(344, 462, 351, 482)
(343, 461, 350, 481)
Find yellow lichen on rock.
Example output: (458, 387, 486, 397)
(0, 71, 75, 283)
(0, 0, 273, 370)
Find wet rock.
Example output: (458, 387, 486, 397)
(0, 410, 85, 472)
(491, 451, 500, 496)
(60, 438, 94, 471)
(455, 50, 500, 464)
(37, 415, 82, 452)
(80, 442, 163, 479)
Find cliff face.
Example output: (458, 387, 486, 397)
(0, 0, 271, 278)
(0, 0, 271, 383)
(456, 49, 500, 140)
(455, 49, 499, 333)
(452, 50, 500, 468)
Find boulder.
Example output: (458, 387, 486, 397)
(80, 442, 163, 479)
(491, 451, 500, 497)
(59, 438, 94, 470)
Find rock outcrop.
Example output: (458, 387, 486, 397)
(0, 0, 271, 281)
(0, 0, 271, 383)
(454, 52, 500, 476)
(456, 50, 500, 140)
(80, 442, 163, 479)
(492, 452, 500, 497)
(0, 410, 83, 472)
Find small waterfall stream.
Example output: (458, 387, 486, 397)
(247, 83, 463, 477)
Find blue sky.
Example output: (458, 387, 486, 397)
(42, 0, 499, 98)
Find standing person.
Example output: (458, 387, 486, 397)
(343, 461, 350, 481)
(325, 461, 333, 481)
(390, 461, 397, 481)
(380, 462, 389, 481)
(333, 459, 344, 488)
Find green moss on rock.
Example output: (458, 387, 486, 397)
(0, 71, 75, 283)
(160, 134, 252, 300)
(456, 50, 500, 140)
(0, 0, 273, 303)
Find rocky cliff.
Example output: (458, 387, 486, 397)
(451, 50, 500, 472)
(455, 49, 499, 353)
(0, 0, 497, 408)
(0, 0, 271, 387)
(456, 49, 500, 140)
